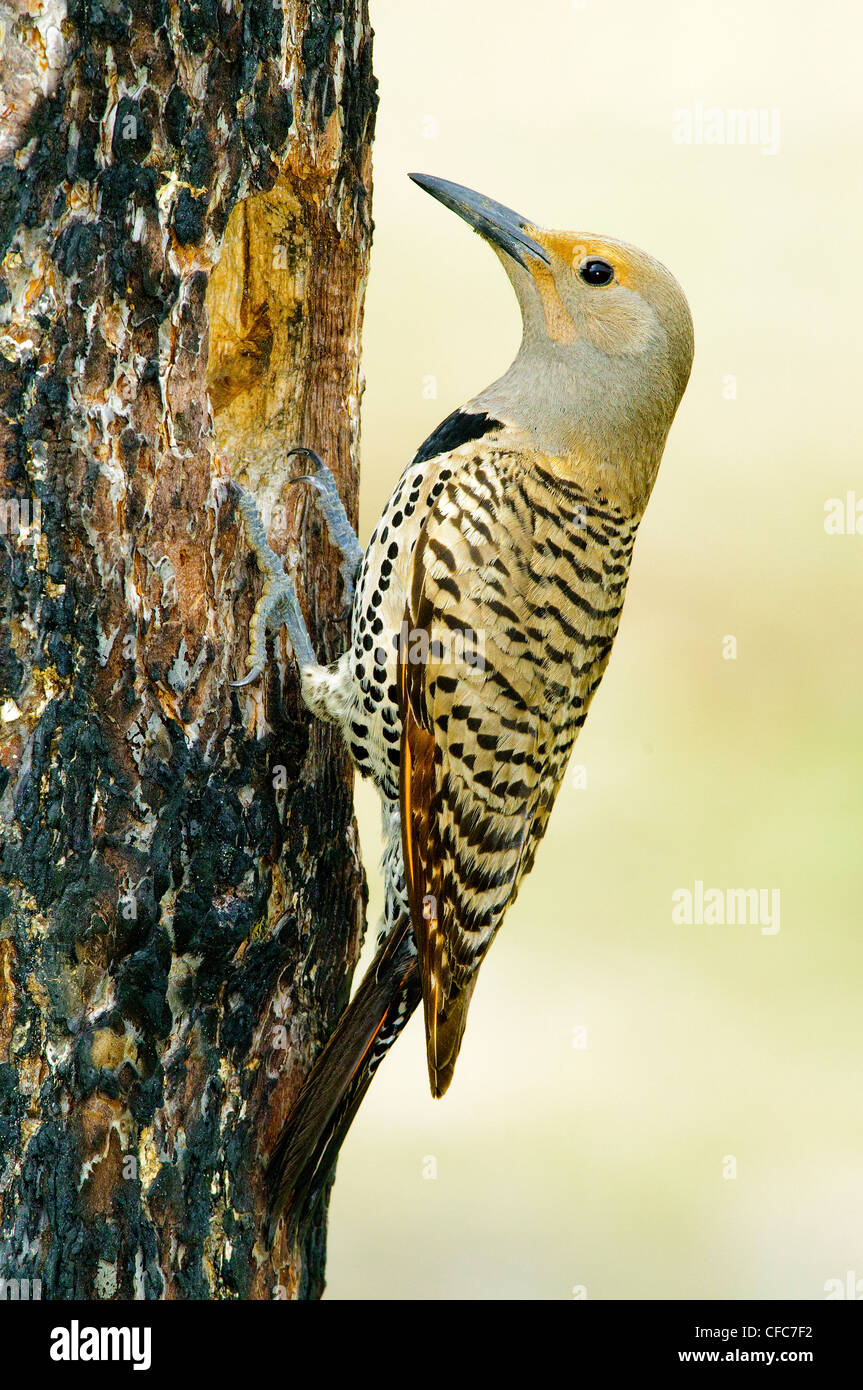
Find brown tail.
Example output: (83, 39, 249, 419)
(266, 915, 421, 1243)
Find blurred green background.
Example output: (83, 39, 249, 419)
(325, 0, 862, 1298)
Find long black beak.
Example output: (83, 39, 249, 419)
(409, 173, 550, 267)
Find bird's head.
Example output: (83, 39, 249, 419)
(410, 173, 694, 508)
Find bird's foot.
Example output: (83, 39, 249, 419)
(286, 447, 363, 621)
(231, 484, 315, 687)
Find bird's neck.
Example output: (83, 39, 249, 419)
(468, 340, 671, 516)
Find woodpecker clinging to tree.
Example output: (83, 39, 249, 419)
(232, 173, 694, 1240)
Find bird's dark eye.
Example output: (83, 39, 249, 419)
(580, 257, 614, 287)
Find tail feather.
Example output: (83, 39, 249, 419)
(266, 915, 421, 1242)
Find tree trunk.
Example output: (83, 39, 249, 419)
(0, 0, 375, 1300)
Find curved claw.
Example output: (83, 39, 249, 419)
(286, 446, 327, 471)
(230, 666, 266, 689)
(284, 449, 362, 617)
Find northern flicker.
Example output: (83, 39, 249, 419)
(233, 174, 694, 1239)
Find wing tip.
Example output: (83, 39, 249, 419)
(428, 1059, 455, 1099)
(425, 976, 478, 1098)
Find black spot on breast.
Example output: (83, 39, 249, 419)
(412, 409, 504, 464)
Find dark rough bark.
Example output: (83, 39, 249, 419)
(0, 0, 375, 1299)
